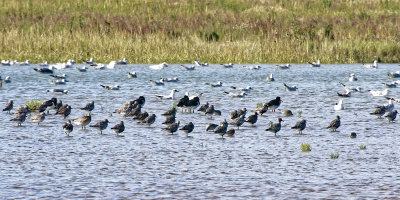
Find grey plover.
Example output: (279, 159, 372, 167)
(370, 106, 386, 119)
(63, 120, 73, 136)
(29, 112, 46, 125)
(180, 122, 194, 134)
(215, 125, 227, 138)
(163, 121, 180, 134)
(214, 110, 222, 116)
(327, 116, 341, 132)
(3, 100, 13, 114)
(81, 101, 95, 112)
(206, 123, 218, 132)
(226, 128, 235, 137)
(73, 113, 91, 129)
(205, 105, 215, 119)
(10, 113, 27, 126)
(134, 111, 149, 121)
(126, 106, 141, 117)
(230, 115, 245, 129)
(90, 119, 109, 134)
(56, 105, 72, 119)
(162, 115, 176, 125)
(245, 112, 258, 125)
(385, 110, 398, 122)
(162, 107, 176, 116)
(291, 120, 306, 134)
(198, 102, 209, 112)
(265, 118, 283, 136)
(139, 114, 156, 126)
(281, 110, 293, 116)
(111, 121, 125, 135)
(256, 103, 268, 115)
(266, 97, 282, 112)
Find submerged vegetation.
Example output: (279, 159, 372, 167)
(301, 143, 311, 152)
(26, 99, 43, 111)
(1, 0, 400, 63)
(330, 153, 339, 159)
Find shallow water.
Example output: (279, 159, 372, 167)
(1, 64, 400, 199)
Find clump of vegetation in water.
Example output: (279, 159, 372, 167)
(330, 153, 339, 159)
(301, 143, 311, 152)
(360, 145, 367, 150)
(298, 110, 303, 118)
(170, 103, 177, 112)
(257, 103, 263, 108)
(26, 99, 43, 111)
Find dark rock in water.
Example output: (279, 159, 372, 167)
(350, 132, 357, 138)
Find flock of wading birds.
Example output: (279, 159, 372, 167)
(1, 58, 399, 138)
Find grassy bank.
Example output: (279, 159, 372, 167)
(1, 0, 400, 64)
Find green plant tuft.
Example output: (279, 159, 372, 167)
(298, 110, 303, 118)
(330, 153, 339, 159)
(360, 145, 367, 150)
(301, 143, 311, 152)
(26, 99, 43, 111)
(257, 103, 263, 108)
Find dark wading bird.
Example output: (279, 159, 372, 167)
(327, 116, 341, 132)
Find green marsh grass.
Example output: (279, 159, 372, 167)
(1, 0, 400, 63)
(301, 143, 311, 152)
(360, 145, 367, 150)
(330, 153, 339, 159)
(26, 99, 43, 111)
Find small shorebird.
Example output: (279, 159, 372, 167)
(90, 119, 109, 134)
(80, 101, 95, 112)
(265, 118, 283, 136)
(73, 113, 91, 129)
(291, 120, 306, 134)
(327, 116, 341, 132)
(3, 100, 13, 114)
(111, 121, 125, 135)
(180, 122, 194, 134)
(63, 120, 73, 136)
(29, 112, 46, 125)
(163, 121, 180, 134)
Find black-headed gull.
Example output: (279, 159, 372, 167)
(349, 73, 358, 82)
(181, 65, 195, 70)
(39, 61, 49, 67)
(100, 84, 120, 90)
(85, 58, 95, 64)
(206, 81, 222, 87)
(308, 60, 321, 67)
(340, 82, 361, 93)
(334, 100, 344, 111)
(156, 89, 179, 100)
(383, 82, 397, 88)
(116, 58, 128, 65)
(230, 86, 252, 93)
(224, 91, 247, 98)
(363, 60, 378, 69)
(34, 66, 54, 74)
(128, 72, 137, 78)
(4, 76, 11, 83)
(276, 64, 290, 69)
(75, 66, 88, 72)
(194, 60, 208, 67)
(50, 74, 67, 79)
(160, 77, 179, 82)
(149, 62, 168, 70)
(243, 65, 261, 70)
(47, 89, 68, 94)
(369, 88, 388, 97)
(221, 63, 233, 68)
(266, 74, 275, 82)
(283, 83, 297, 91)
(150, 79, 164, 86)
(388, 71, 400, 78)
(337, 91, 351, 97)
